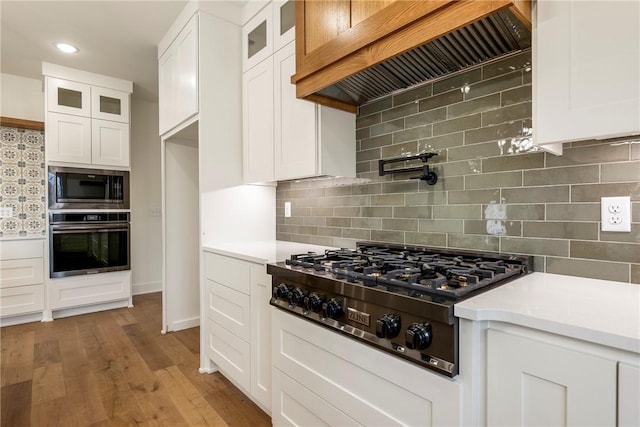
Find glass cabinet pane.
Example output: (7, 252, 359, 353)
(99, 95, 122, 115)
(280, 0, 295, 36)
(248, 20, 267, 59)
(58, 87, 83, 109)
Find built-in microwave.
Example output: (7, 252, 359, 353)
(48, 166, 130, 210)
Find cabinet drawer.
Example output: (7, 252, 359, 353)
(204, 253, 250, 294)
(207, 318, 251, 392)
(48, 271, 131, 310)
(207, 279, 250, 342)
(0, 240, 44, 260)
(0, 258, 44, 289)
(0, 284, 44, 317)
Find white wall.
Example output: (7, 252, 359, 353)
(130, 98, 163, 294)
(0, 73, 44, 121)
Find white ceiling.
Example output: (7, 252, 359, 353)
(1, 1, 245, 102)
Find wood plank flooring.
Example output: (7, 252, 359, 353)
(0, 293, 271, 427)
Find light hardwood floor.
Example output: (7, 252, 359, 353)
(0, 293, 271, 427)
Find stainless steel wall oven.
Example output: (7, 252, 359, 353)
(49, 212, 130, 278)
(48, 166, 130, 210)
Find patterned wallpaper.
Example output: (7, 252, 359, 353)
(275, 51, 640, 284)
(0, 126, 46, 238)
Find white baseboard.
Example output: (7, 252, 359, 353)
(132, 281, 162, 295)
(170, 316, 200, 332)
(0, 312, 43, 327)
(52, 299, 129, 319)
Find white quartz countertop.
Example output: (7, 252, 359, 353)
(455, 272, 640, 354)
(202, 240, 337, 264)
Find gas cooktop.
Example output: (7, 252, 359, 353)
(284, 241, 533, 300)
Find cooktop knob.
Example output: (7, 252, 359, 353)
(405, 323, 432, 350)
(273, 283, 291, 300)
(304, 293, 325, 312)
(322, 299, 344, 319)
(376, 314, 401, 339)
(287, 288, 306, 306)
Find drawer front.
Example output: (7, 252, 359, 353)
(272, 367, 360, 427)
(209, 279, 251, 342)
(48, 271, 131, 310)
(204, 253, 251, 295)
(0, 240, 44, 260)
(0, 284, 44, 317)
(208, 318, 251, 392)
(0, 258, 44, 288)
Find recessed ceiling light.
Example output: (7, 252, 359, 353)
(55, 42, 78, 54)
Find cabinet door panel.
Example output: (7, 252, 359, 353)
(47, 112, 92, 164)
(158, 48, 176, 135)
(487, 328, 617, 426)
(534, 0, 640, 147)
(0, 258, 44, 288)
(619, 362, 640, 427)
(250, 264, 271, 411)
(273, 0, 296, 52)
(209, 318, 251, 392)
(243, 57, 275, 184)
(91, 119, 130, 167)
(274, 42, 317, 181)
(47, 78, 91, 117)
(176, 15, 198, 125)
(91, 87, 129, 123)
(243, 3, 274, 72)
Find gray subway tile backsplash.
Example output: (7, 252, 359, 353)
(275, 51, 639, 283)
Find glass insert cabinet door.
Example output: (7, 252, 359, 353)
(243, 2, 274, 71)
(91, 87, 130, 123)
(274, 0, 295, 51)
(46, 77, 91, 117)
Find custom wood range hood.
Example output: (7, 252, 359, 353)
(292, 0, 532, 113)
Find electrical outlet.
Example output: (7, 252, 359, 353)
(601, 196, 631, 232)
(284, 202, 292, 218)
(0, 207, 13, 218)
(150, 207, 162, 217)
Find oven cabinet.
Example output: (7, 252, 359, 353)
(43, 65, 132, 168)
(0, 240, 45, 321)
(47, 271, 131, 312)
(271, 309, 461, 426)
(203, 252, 271, 413)
(478, 323, 640, 427)
(533, 0, 640, 154)
(158, 13, 198, 136)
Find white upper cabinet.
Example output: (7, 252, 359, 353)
(158, 14, 198, 135)
(534, 0, 640, 154)
(43, 64, 132, 168)
(91, 86, 129, 123)
(243, 56, 275, 183)
(91, 119, 130, 167)
(274, 42, 355, 181)
(273, 0, 295, 52)
(46, 78, 91, 117)
(242, 3, 273, 72)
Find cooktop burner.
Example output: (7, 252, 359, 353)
(285, 242, 532, 299)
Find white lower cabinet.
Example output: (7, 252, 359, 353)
(619, 362, 640, 427)
(271, 308, 461, 427)
(47, 271, 131, 310)
(203, 251, 272, 413)
(0, 240, 45, 319)
(487, 327, 617, 426)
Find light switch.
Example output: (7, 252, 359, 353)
(0, 207, 13, 218)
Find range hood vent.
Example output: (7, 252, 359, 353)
(311, 8, 531, 108)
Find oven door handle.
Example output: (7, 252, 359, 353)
(51, 224, 129, 234)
